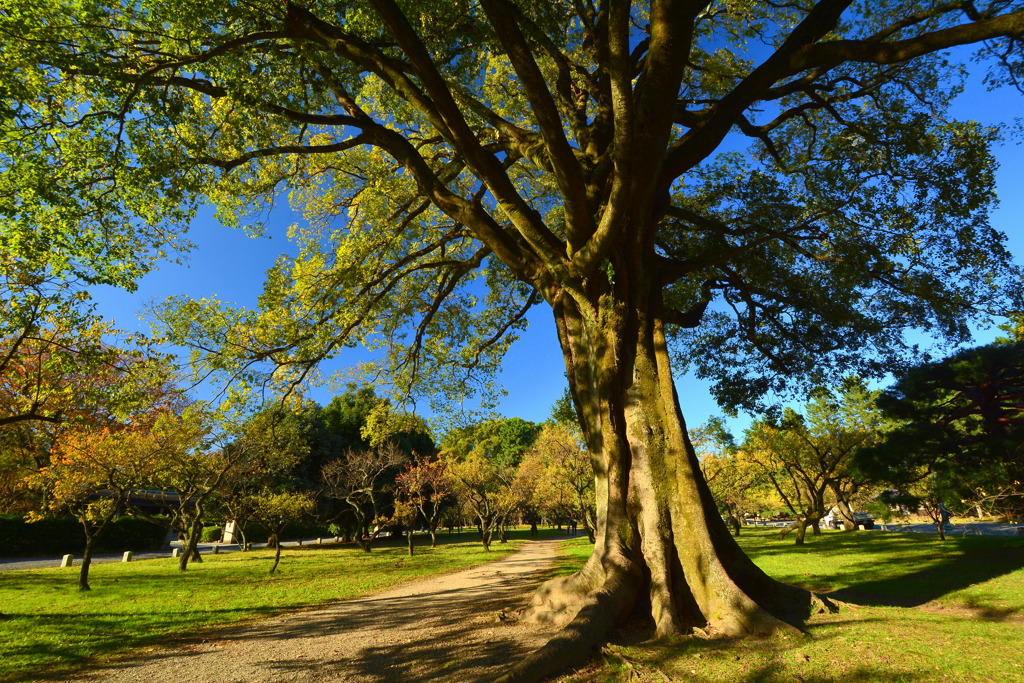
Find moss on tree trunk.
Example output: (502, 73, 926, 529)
(497, 261, 829, 681)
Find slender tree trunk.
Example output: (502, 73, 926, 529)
(836, 498, 857, 531)
(479, 515, 492, 551)
(179, 519, 203, 571)
(79, 533, 97, 592)
(407, 526, 415, 556)
(726, 509, 742, 536)
(269, 532, 282, 573)
(349, 507, 373, 551)
(78, 497, 123, 591)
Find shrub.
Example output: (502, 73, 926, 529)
(237, 520, 332, 544)
(0, 515, 168, 557)
(200, 525, 223, 543)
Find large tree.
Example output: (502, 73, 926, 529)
(3, 2, 1024, 678)
(856, 339, 1024, 525)
(743, 378, 888, 543)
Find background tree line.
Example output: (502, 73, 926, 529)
(701, 324, 1024, 543)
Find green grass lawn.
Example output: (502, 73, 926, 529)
(556, 528, 1024, 683)
(0, 527, 551, 682)
(4, 527, 1023, 683)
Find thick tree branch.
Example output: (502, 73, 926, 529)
(662, 0, 854, 186)
(479, 0, 594, 248)
(794, 9, 1024, 71)
(362, 0, 569, 278)
(568, 0, 634, 278)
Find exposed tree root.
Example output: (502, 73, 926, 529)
(497, 555, 839, 683)
(494, 563, 640, 683)
(519, 553, 606, 627)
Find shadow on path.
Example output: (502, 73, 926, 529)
(72, 540, 564, 683)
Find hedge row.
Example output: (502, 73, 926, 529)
(231, 520, 334, 544)
(0, 515, 168, 558)
(0, 515, 337, 557)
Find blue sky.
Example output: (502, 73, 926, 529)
(92, 71, 1024, 438)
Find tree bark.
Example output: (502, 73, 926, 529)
(178, 519, 203, 571)
(78, 495, 124, 591)
(479, 516, 492, 552)
(269, 532, 282, 573)
(79, 534, 96, 592)
(499, 252, 827, 681)
(835, 497, 857, 531)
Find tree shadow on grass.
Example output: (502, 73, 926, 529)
(1, 606, 285, 683)
(600, 615, 925, 683)
(813, 538, 1024, 610)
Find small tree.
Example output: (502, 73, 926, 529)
(138, 405, 290, 572)
(29, 427, 135, 592)
(31, 410, 201, 590)
(321, 442, 408, 551)
(745, 379, 887, 544)
(211, 404, 312, 549)
(243, 489, 314, 572)
(525, 424, 596, 542)
(444, 449, 527, 551)
(395, 459, 452, 548)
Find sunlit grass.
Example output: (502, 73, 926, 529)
(0, 527, 553, 682)
(558, 528, 1024, 683)
(7, 526, 1022, 683)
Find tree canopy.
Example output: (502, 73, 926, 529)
(855, 338, 1024, 520)
(3, 2, 1019, 406)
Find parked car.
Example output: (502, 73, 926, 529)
(823, 510, 874, 529)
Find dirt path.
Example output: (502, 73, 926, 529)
(74, 540, 564, 683)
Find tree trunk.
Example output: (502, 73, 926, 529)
(779, 518, 807, 545)
(479, 515, 492, 551)
(79, 533, 96, 592)
(726, 511, 742, 536)
(498, 262, 826, 681)
(427, 517, 438, 547)
(835, 498, 857, 531)
(269, 532, 282, 573)
(349, 507, 373, 551)
(78, 497, 123, 591)
(179, 519, 203, 571)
